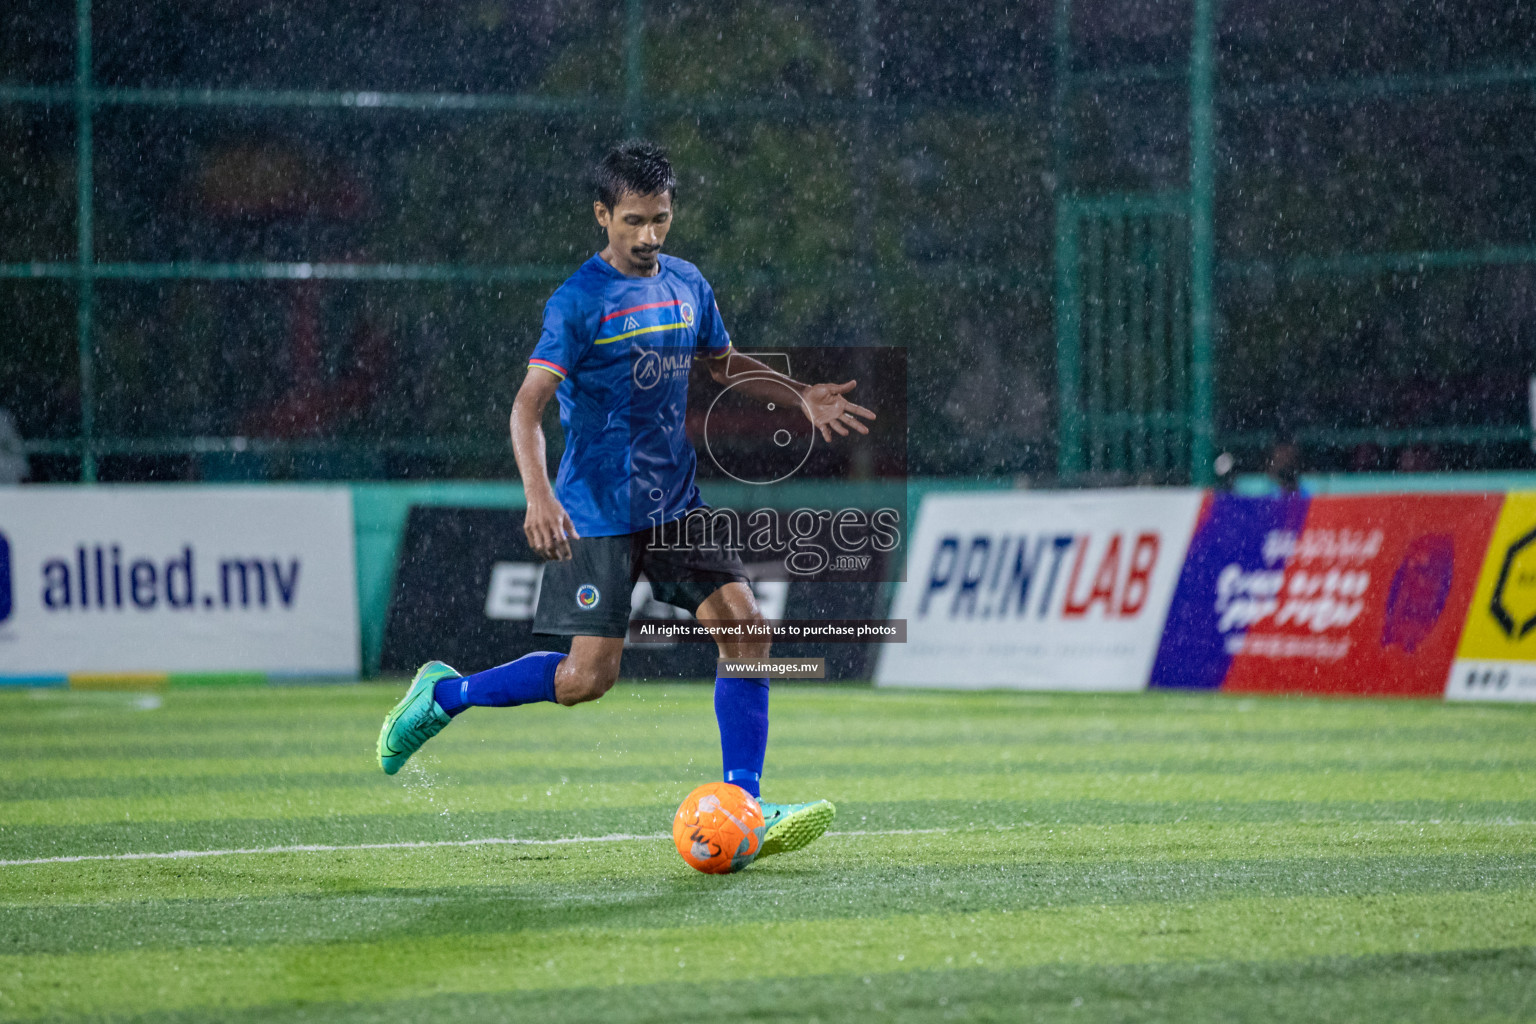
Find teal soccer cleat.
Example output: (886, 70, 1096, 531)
(755, 798, 836, 860)
(377, 661, 459, 775)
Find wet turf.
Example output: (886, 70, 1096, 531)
(1, 683, 1532, 1022)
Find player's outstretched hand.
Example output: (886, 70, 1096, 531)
(802, 380, 876, 442)
(524, 491, 579, 561)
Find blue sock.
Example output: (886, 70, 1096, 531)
(714, 675, 769, 798)
(434, 652, 564, 717)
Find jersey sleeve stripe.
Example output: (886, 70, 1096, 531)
(600, 299, 682, 323)
(708, 342, 733, 359)
(595, 321, 689, 345)
(528, 358, 568, 380)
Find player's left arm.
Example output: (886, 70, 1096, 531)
(706, 352, 877, 442)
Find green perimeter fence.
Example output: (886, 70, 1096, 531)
(2, 0, 1534, 484)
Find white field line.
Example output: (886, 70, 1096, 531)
(0, 827, 952, 869)
(4, 820, 1532, 869)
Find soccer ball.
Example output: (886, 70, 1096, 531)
(672, 782, 765, 874)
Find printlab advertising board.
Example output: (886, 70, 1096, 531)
(878, 489, 1202, 691)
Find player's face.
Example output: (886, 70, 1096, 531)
(595, 191, 673, 276)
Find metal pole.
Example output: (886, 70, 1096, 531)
(75, 0, 96, 483)
(624, 0, 644, 136)
(1052, 0, 1082, 478)
(1050, 0, 1071, 191)
(855, 0, 877, 260)
(1188, 0, 1217, 485)
(1055, 204, 1082, 478)
(850, 0, 878, 479)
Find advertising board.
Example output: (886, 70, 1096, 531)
(876, 490, 1202, 690)
(1152, 493, 1499, 697)
(1446, 492, 1536, 701)
(1149, 492, 1312, 690)
(0, 487, 359, 679)
(382, 506, 891, 680)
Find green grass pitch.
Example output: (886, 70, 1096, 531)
(2, 682, 1534, 1023)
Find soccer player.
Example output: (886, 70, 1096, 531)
(376, 141, 876, 865)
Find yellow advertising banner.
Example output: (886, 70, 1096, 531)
(1448, 492, 1536, 701)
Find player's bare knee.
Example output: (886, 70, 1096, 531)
(556, 661, 619, 706)
(590, 666, 619, 698)
(718, 642, 769, 662)
(717, 613, 771, 661)
(557, 678, 598, 706)
(561, 674, 612, 706)
(746, 612, 772, 660)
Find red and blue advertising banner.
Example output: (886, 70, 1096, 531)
(1148, 492, 1312, 691)
(1152, 493, 1502, 697)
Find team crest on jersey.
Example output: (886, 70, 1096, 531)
(576, 583, 601, 609)
(680, 302, 695, 327)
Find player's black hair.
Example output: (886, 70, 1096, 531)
(593, 140, 676, 209)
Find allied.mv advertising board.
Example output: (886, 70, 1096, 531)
(876, 489, 1203, 690)
(0, 487, 359, 679)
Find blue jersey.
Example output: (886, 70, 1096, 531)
(528, 253, 732, 537)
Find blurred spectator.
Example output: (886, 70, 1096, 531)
(1267, 438, 1303, 493)
(0, 409, 29, 483)
(1213, 451, 1237, 492)
(1396, 444, 1439, 473)
(1349, 443, 1387, 473)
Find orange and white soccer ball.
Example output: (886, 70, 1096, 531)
(672, 782, 766, 874)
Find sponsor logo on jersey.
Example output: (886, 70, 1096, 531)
(631, 348, 693, 391)
(633, 350, 663, 390)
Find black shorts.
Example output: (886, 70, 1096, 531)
(532, 511, 750, 638)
